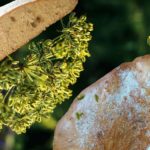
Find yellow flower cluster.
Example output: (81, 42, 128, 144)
(0, 13, 93, 134)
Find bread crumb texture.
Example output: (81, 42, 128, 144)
(0, 0, 78, 60)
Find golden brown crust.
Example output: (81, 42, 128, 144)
(53, 55, 150, 150)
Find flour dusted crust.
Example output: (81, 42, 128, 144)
(53, 55, 150, 150)
(0, 0, 78, 60)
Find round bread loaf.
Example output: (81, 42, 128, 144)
(54, 55, 150, 150)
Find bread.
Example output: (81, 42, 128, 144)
(0, 0, 78, 60)
(53, 55, 150, 150)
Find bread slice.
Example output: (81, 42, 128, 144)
(0, 0, 78, 60)
(54, 55, 150, 150)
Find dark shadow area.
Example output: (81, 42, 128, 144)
(0, 0, 14, 6)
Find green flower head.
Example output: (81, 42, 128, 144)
(0, 13, 93, 134)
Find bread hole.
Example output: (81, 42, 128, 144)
(30, 16, 43, 27)
(31, 22, 37, 28)
(55, 12, 59, 16)
(36, 16, 42, 23)
(10, 16, 16, 22)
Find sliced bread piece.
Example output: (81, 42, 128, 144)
(0, 0, 78, 60)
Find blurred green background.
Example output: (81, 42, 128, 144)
(1, 0, 150, 149)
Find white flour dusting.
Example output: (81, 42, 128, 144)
(74, 89, 99, 149)
(74, 68, 149, 149)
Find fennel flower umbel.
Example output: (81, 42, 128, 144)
(0, 14, 93, 134)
